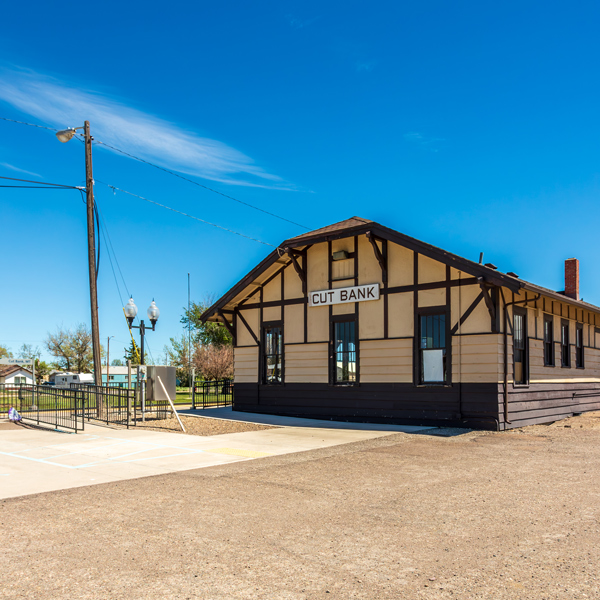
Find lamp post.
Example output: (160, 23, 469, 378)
(55, 121, 102, 386)
(124, 298, 160, 365)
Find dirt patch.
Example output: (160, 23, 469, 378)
(116, 413, 277, 436)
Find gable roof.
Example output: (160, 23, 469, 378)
(0, 365, 33, 377)
(202, 216, 600, 323)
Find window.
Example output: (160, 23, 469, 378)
(109, 375, 115, 381)
(513, 309, 527, 385)
(561, 321, 570, 367)
(576, 323, 584, 369)
(543, 315, 554, 366)
(333, 319, 357, 384)
(14, 376, 26, 385)
(419, 313, 446, 383)
(263, 324, 283, 384)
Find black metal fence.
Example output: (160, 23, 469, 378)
(70, 383, 170, 428)
(192, 379, 233, 409)
(0, 383, 84, 432)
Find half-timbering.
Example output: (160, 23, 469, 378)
(202, 217, 600, 430)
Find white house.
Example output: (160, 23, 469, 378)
(0, 365, 34, 387)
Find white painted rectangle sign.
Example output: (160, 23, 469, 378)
(0, 359, 33, 366)
(309, 283, 380, 307)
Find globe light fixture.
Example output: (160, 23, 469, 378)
(147, 300, 160, 325)
(124, 297, 138, 326)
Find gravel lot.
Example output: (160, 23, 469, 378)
(119, 414, 277, 436)
(1, 413, 600, 599)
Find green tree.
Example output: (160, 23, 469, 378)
(17, 344, 42, 361)
(35, 359, 51, 381)
(111, 358, 124, 367)
(0, 345, 13, 359)
(163, 334, 192, 383)
(124, 340, 144, 365)
(181, 299, 232, 347)
(45, 324, 96, 372)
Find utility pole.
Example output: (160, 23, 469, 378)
(84, 121, 102, 386)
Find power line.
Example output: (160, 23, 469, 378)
(93, 138, 310, 230)
(1, 115, 310, 231)
(0, 175, 83, 189)
(96, 180, 278, 247)
(0, 116, 58, 132)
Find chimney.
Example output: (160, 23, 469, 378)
(565, 258, 579, 300)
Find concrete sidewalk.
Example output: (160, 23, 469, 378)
(180, 406, 433, 432)
(0, 417, 429, 499)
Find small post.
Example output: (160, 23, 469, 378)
(191, 367, 196, 409)
(127, 360, 132, 427)
(157, 376, 186, 433)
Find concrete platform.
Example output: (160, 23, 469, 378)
(180, 406, 434, 432)
(0, 417, 429, 500)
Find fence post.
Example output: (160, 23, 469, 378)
(192, 367, 196, 410)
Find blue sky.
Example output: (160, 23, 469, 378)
(1, 1, 599, 362)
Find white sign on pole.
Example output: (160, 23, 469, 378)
(0, 359, 34, 366)
(308, 283, 380, 307)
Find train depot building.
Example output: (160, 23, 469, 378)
(202, 217, 600, 430)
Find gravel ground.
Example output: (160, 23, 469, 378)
(117, 414, 277, 436)
(2, 413, 600, 599)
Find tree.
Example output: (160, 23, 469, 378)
(193, 344, 233, 380)
(35, 359, 51, 381)
(163, 334, 191, 383)
(0, 345, 13, 359)
(17, 344, 42, 361)
(45, 324, 95, 373)
(181, 298, 232, 347)
(111, 358, 124, 367)
(124, 340, 144, 365)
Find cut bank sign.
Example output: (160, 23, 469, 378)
(309, 283, 380, 307)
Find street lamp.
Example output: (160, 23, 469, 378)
(56, 121, 102, 386)
(124, 298, 160, 365)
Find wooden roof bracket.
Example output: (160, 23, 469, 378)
(477, 277, 497, 332)
(218, 309, 236, 344)
(285, 247, 306, 294)
(366, 231, 387, 284)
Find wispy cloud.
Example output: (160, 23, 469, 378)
(285, 14, 321, 30)
(0, 67, 291, 189)
(404, 132, 445, 152)
(355, 60, 377, 73)
(0, 161, 42, 178)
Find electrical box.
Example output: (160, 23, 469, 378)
(146, 366, 176, 402)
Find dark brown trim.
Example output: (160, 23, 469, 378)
(261, 320, 284, 385)
(451, 291, 485, 335)
(383, 239, 389, 339)
(413, 251, 419, 386)
(366, 231, 387, 283)
(237, 310, 259, 346)
(217, 309, 236, 345)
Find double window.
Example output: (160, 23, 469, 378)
(576, 323, 584, 369)
(561, 320, 570, 367)
(513, 309, 527, 385)
(332, 318, 357, 385)
(263, 323, 283, 384)
(419, 313, 447, 384)
(543, 315, 554, 366)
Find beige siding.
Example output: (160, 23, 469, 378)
(331, 237, 355, 281)
(418, 288, 445, 308)
(237, 308, 259, 346)
(452, 334, 501, 383)
(388, 243, 414, 287)
(358, 235, 382, 286)
(359, 294, 384, 339)
(263, 306, 281, 322)
(284, 262, 303, 299)
(284, 304, 304, 343)
(285, 343, 328, 383)
(234, 347, 258, 383)
(331, 278, 356, 316)
(360, 338, 412, 383)
(451, 284, 491, 334)
(388, 292, 413, 337)
(307, 244, 329, 342)
(418, 254, 445, 284)
(262, 272, 281, 303)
